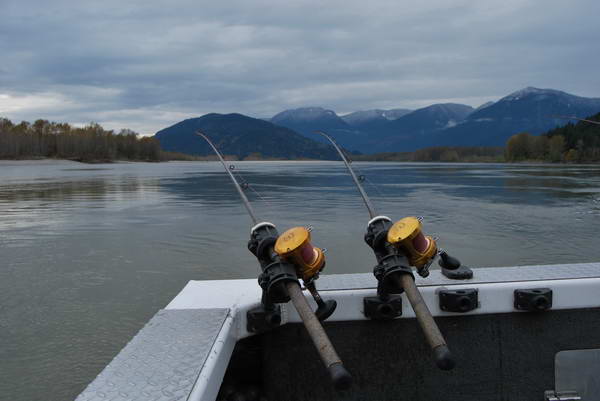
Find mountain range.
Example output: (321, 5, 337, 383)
(154, 87, 600, 158)
(154, 113, 336, 159)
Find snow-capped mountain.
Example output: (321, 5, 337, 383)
(433, 87, 600, 148)
(341, 109, 412, 125)
(472, 101, 495, 113)
(470, 87, 600, 121)
(271, 107, 350, 134)
(159, 87, 600, 156)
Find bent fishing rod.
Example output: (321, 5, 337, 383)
(317, 130, 465, 371)
(551, 115, 600, 126)
(196, 132, 352, 391)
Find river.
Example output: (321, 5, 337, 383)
(1, 160, 600, 400)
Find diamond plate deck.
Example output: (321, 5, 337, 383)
(315, 262, 600, 291)
(76, 308, 229, 401)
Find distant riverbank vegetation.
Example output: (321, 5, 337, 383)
(352, 146, 505, 162)
(0, 118, 200, 163)
(505, 112, 600, 163)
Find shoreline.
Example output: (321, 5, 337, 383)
(1, 157, 599, 166)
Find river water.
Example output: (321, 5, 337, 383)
(1, 160, 600, 400)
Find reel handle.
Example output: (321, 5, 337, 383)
(438, 251, 460, 270)
(305, 281, 337, 321)
(286, 281, 353, 390)
(439, 251, 473, 280)
(395, 273, 455, 370)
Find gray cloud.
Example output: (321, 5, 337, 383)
(1, 0, 599, 134)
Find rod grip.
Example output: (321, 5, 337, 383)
(286, 281, 353, 390)
(396, 273, 455, 371)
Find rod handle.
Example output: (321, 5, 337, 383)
(286, 281, 353, 390)
(328, 362, 353, 391)
(396, 273, 456, 371)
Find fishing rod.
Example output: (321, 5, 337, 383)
(196, 132, 352, 391)
(551, 115, 600, 126)
(317, 130, 464, 371)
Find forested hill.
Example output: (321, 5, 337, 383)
(154, 113, 337, 159)
(545, 112, 600, 150)
(505, 112, 600, 162)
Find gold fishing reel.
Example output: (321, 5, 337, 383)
(387, 216, 437, 270)
(274, 226, 325, 281)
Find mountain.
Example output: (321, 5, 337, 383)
(389, 103, 474, 133)
(270, 107, 365, 150)
(472, 87, 600, 121)
(360, 103, 475, 152)
(154, 113, 336, 159)
(271, 107, 350, 135)
(473, 101, 495, 113)
(340, 109, 412, 142)
(269, 104, 475, 152)
(434, 87, 600, 147)
(341, 108, 412, 125)
(155, 87, 600, 158)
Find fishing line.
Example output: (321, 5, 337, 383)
(229, 165, 274, 210)
(340, 146, 393, 212)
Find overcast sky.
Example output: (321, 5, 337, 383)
(1, 0, 599, 135)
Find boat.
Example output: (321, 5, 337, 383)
(75, 132, 600, 401)
(75, 262, 600, 401)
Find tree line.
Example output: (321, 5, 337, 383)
(0, 118, 162, 162)
(505, 112, 600, 162)
(352, 146, 504, 162)
(4, 112, 598, 164)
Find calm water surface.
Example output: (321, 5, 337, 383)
(1, 160, 600, 400)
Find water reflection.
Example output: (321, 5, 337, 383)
(0, 177, 149, 203)
(1, 160, 600, 401)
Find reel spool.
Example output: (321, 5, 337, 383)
(274, 226, 325, 281)
(387, 217, 437, 270)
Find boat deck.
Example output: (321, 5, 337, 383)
(316, 262, 600, 290)
(76, 262, 600, 401)
(75, 309, 230, 401)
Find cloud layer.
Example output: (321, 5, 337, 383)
(2, 0, 599, 134)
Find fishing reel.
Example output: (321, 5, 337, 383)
(363, 216, 438, 318)
(364, 216, 414, 298)
(248, 224, 337, 325)
(274, 226, 325, 282)
(387, 216, 437, 278)
(274, 226, 337, 321)
(387, 216, 473, 280)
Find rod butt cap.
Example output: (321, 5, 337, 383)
(434, 345, 455, 370)
(328, 362, 353, 391)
